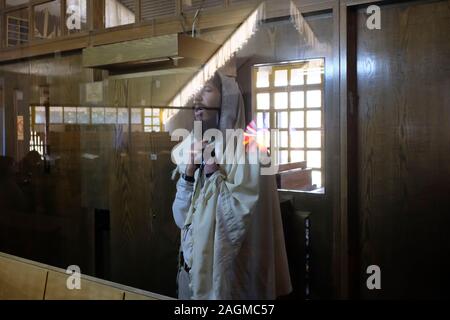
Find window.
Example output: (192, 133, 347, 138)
(34, 0, 61, 40)
(65, 0, 87, 34)
(105, 0, 136, 28)
(144, 108, 161, 132)
(6, 8, 29, 47)
(253, 59, 325, 188)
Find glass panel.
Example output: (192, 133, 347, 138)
(66, 0, 88, 33)
(274, 70, 288, 87)
(307, 110, 321, 128)
(50, 107, 63, 123)
(105, 108, 117, 123)
(290, 91, 304, 109)
(34, 0, 62, 40)
(290, 68, 304, 86)
(256, 68, 270, 88)
(153, 117, 160, 126)
(274, 92, 288, 109)
(131, 108, 141, 124)
(77, 107, 89, 124)
(291, 150, 304, 162)
(6, 8, 29, 47)
(144, 117, 152, 126)
(307, 131, 321, 148)
(153, 109, 160, 116)
(277, 131, 288, 148)
(92, 108, 105, 123)
(290, 130, 304, 148)
(64, 107, 77, 124)
(257, 112, 269, 129)
(307, 90, 322, 108)
(35, 107, 46, 124)
(276, 112, 288, 129)
(307, 151, 321, 168)
(312, 170, 322, 188)
(290, 111, 304, 128)
(256, 93, 270, 110)
(144, 108, 152, 116)
(105, 0, 136, 28)
(118, 108, 129, 124)
(257, 130, 270, 150)
(279, 150, 289, 164)
(307, 69, 322, 84)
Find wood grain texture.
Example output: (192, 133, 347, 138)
(356, 0, 450, 299)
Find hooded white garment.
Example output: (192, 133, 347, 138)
(172, 72, 292, 300)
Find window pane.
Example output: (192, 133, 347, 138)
(144, 108, 152, 116)
(66, 0, 87, 33)
(64, 107, 77, 124)
(290, 130, 304, 148)
(256, 69, 270, 88)
(34, 0, 61, 40)
(307, 151, 321, 168)
(118, 108, 128, 124)
(274, 92, 288, 109)
(92, 108, 105, 124)
(290, 91, 304, 109)
(257, 112, 269, 129)
(50, 107, 63, 123)
(307, 90, 322, 108)
(105, 108, 117, 123)
(257, 130, 270, 150)
(279, 150, 289, 164)
(274, 70, 288, 87)
(144, 117, 152, 126)
(153, 117, 160, 126)
(312, 170, 322, 188)
(131, 108, 141, 124)
(291, 150, 304, 162)
(153, 126, 161, 132)
(291, 68, 304, 85)
(77, 107, 89, 124)
(307, 69, 322, 84)
(276, 112, 288, 129)
(290, 111, 304, 128)
(6, 8, 29, 47)
(276, 131, 288, 148)
(35, 107, 46, 124)
(307, 131, 321, 148)
(307, 110, 321, 128)
(144, 126, 152, 133)
(153, 109, 160, 116)
(105, 0, 136, 28)
(257, 93, 270, 110)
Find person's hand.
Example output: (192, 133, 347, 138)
(186, 140, 205, 177)
(204, 163, 220, 176)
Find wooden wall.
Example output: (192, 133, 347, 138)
(355, 0, 450, 299)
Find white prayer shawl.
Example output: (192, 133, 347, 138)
(173, 73, 292, 299)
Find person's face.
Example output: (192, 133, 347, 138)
(194, 81, 221, 131)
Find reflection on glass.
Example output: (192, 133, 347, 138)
(274, 92, 288, 109)
(50, 107, 63, 123)
(6, 8, 29, 47)
(290, 91, 304, 109)
(307, 90, 322, 108)
(256, 69, 270, 88)
(291, 68, 304, 85)
(257, 93, 270, 110)
(144, 118, 152, 126)
(307, 110, 321, 128)
(66, 0, 87, 33)
(64, 107, 77, 124)
(290, 130, 304, 148)
(77, 107, 89, 124)
(118, 108, 129, 124)
(131, 108, 141, 124)
(277, 112, 288, 128)
(291, 150, 304, 162)
(274, 70, 288, 87)
(290, 111, 304, 128)
(307, 150, 321, 168)
(92, 108, 105, 123)
(105, 0, 136, 28)
(307, 131, 321, 148)
(105, 108, 117, 123)
(34, 0, 61, 40)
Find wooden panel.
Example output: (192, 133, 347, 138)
(355, 0, 450, 299)
(44, 270, 124, 300)
(123, 291, 157, 300)
(0, 255, 47, 300)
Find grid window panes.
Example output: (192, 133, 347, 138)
(144, 108, 161, 132)
(105, 0, 136, 28)
(34, 0, 61, 40)
(6, 8, 29, 47)
(253, 59, 325, 188)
